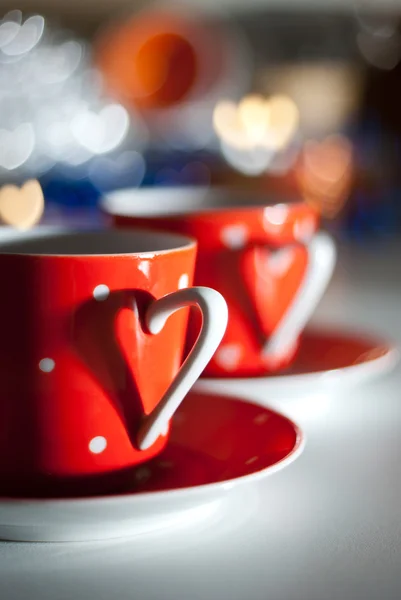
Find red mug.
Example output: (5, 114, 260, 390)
(102, 187, 336, 377)
(0, 228, 227, 495)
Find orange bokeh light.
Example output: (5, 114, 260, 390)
(95, 10, 228, 111)
(296, 134, 354, 218)
(95, 14, 200, 109)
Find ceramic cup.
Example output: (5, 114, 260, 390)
(102, 187, 336, 377)
(0, 229, 227, 495)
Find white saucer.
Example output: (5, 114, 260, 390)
(0, 391, 303, 542)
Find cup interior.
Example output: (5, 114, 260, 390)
(102, 186, 298, 218)
(0, 229, 195, 256)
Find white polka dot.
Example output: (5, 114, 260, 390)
(245, 456, 259, 465)
(39, 358, 55, 373)
(253, 413, 269, 425)
(178, 274, 189, 289)
(89, 436, 107, 454)
(220, 224, 249, 249)
(215, 344, 242, 370)
(293, 217, 315, 242)
(263, 204, 289, 228)
(93, 284, 110, 301)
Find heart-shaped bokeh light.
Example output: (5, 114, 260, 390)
(213, 93, 299, 175)
(0, 179, 44, 229)
(214, 94, 299, 153)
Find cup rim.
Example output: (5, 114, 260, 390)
(101, 185, 307, 220)
(0, 227, 197, 258)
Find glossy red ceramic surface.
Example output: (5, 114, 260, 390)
(0, 232, 197, 494)
(112, 201, 319, 376)
(3, 390, 302, 498)
(281, 327, 395, 376)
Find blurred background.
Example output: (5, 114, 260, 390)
(0, 0, 400, 241)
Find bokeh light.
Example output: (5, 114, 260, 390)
(260, 63, 363, 137)
(0, 10, 147, 180)
(213, 93, 299, 175)
(296, 134, 354, 219)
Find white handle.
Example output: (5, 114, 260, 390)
(137, 287, 228, 450)
(263, 232, 336, 360)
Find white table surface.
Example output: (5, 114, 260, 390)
(1, 239, 401, 600)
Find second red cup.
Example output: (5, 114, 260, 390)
(102, 187, 336, 377)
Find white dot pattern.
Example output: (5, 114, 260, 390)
(220, 224, 249, 249)
(178, 274, 189, 289)
(93, 284, 110, 301)
(263, 204, 289, 227)
(215, 344, 242, 370)
(89, 436, 107, 454)
(39, 358, 55, 373)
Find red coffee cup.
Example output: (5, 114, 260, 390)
(102, 187, 336, 377)
(0, 229, 227, 495)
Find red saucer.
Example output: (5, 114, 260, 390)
(283, 327, 396, 376)
(2, 391, 302, 499)
(201, 326, 398, 383)
(0, 392, 303, 541)
(131, 390, 301, 493)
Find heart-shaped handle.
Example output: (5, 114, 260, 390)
(137, 286, 228, 450)
(262, 232, 336, 359)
